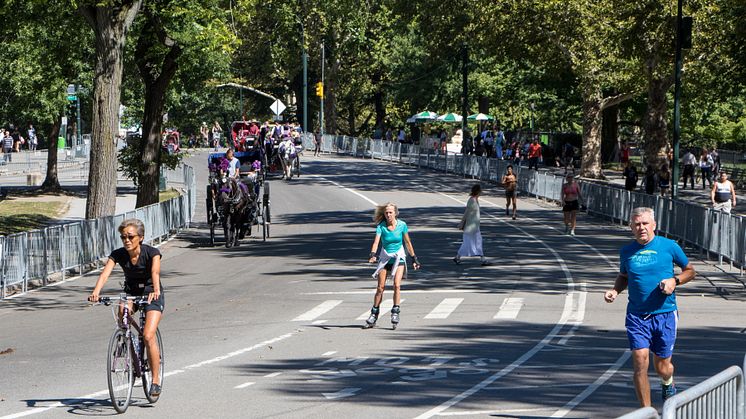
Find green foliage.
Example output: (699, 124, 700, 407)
(117, 134, 183, 187)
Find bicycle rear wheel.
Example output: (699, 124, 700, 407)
(107, 329, 134, 413)
(142, 329, 164, 403)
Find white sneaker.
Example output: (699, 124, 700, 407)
(570, 230, 576, 236)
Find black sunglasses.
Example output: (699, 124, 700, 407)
(120, 234, 139, 241)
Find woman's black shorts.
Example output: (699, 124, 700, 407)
(131, 293, 165, 313)
(562, 200, 579, 212)
(505, 190, 515, 198)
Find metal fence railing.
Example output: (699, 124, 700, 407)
(0, 164, 196, 299)
(311, 135, 746, 273)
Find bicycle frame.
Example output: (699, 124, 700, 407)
(106, 293, 149, 378)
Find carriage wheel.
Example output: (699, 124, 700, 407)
(209, 222, 215, 247)
(263, 182, 270, 239)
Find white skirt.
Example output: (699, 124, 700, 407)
(457, 229, 483, 257)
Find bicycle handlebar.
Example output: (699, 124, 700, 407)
(97, 295, 149, 306)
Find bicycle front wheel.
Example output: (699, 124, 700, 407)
(142, 329, 164, 403)
(107, 329, 134, 413)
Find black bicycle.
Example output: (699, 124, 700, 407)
(98, 294, 164, 413)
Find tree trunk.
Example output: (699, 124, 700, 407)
(79, 2, 141, 219)
(580, 93, 604, 178)
(601, 103, 619, 163)
(135, 17, 182, 208)
(348, 101, 356, 136)
(643, 76, 670, 168)
(40, 118, 62, 192)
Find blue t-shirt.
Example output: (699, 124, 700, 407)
(619, 236, 688, 315)
(376, 220, 408, 254)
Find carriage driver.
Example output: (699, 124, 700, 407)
(225, 149, 240, 179)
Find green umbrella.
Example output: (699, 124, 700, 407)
(437, 112, 463, 123)
(467, 113, 494, 121)
(412, 111, 439, 121)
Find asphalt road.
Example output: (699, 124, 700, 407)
(1, 151, 744, 419)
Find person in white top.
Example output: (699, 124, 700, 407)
(681, 149, 697, 189)
(225, 148, 240, 179)
(454, 184, 490, 266)
(711, 171, 736, 214)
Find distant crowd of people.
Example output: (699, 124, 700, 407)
(2, 123, 38, 162)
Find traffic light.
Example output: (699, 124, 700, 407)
(315, 82, 324, 98)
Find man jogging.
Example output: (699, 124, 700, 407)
(604, 207, 695, 407)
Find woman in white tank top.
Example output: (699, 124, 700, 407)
(710, 171, 736, 214)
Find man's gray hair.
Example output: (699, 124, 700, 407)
(630, 207, 655, 223)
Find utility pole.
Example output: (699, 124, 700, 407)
(299, 19, 307, 132)
(672, 0, 684, 199)
(76, 84, 82, 146)
(461, 43, 468, 135)
(320, 42, 325, 136)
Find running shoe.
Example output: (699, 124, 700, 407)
(661, 382, 676, 401)
(453, 257, 461, 265)
(512, 214, 516, 220)
(570, 230, 576, 236)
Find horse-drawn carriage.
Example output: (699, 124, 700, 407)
(265, 132, 303, 180)
(206, 148, 270, 247)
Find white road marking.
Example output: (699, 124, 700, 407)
(424, 298, 464, 319)
(414, 188, 583, 419)
(305, 289, 485, 295)
(436, 407, 554, 416)
(493, 297, 524, 319)
(311, 175, 377, 206)
(356, 299, 404, 320)
(0, 332, 296, 419)
(312, 320, 327, 325)
(322, 351, 337, 356)
(264, 372, 282, 378)
(550, 351, 631, 418)
(322, 387, 361, 400)
(292, 300, 343, 321)
(234, 382, 255, 389)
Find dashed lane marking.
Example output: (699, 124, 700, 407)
(292, 300, 343, 321)
(234, 382, 255, 389)
(493, 297, 524, 319)
(424, 298, 464, 319)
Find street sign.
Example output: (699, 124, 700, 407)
(67, 95, 77, 101)
(66, 84, 76, 95)
(270, 99, 286, 115)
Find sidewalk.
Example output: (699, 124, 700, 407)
(543, 165, 746, 217)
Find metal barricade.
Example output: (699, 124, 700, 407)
(661, 365, 744, 419)
(1, 164, 196, 299)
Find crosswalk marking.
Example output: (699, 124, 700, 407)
(293, 300, 343, 321)
(494, 297, 524, 319)
(424, 298, 464, 319)
(234, 382, 255, 389)
(356, 299, 404, 320)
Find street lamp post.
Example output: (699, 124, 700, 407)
(672, 0, 684, 199)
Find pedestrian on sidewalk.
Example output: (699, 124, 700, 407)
(623, 161, 639, 192)
(313, 130, 322, 156)
(527, 139, 542, 170)
(604, 207, 695, 407)
(501, 165, 518, 219)
(657, 164, 671, 197)
(454, 184, 490, 266)
(643, 165, 656, 195)
(681, 149, 697, 189)
(365, 202, 420, 329)
(699, 149, 714, 189)
(711, 171, 736, 214)
(561, 174, 582, 236)
(2, 130, 12, 163)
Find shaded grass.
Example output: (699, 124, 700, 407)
(0, 200, 67, 236)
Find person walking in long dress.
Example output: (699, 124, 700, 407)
(454, 184, 490, 266)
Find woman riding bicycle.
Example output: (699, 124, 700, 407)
(88, 218, 164, 398)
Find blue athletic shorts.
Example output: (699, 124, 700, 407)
(625, 310, 678, 358)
